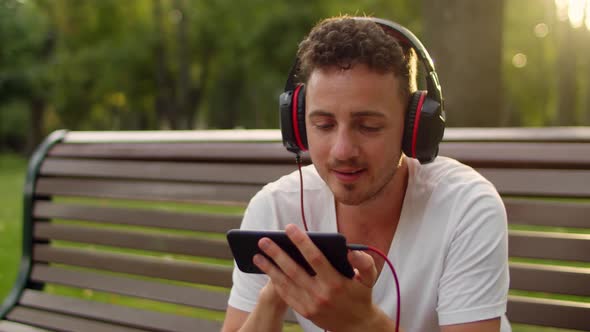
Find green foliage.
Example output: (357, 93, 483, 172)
(0, 0, 423, 150)
(503, 0, 556, 125)
(0, 101, 29, 151)
(2, 0, 588, 152)
(503, 0, 590, 126)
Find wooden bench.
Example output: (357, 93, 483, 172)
(0, 128, 589, 332)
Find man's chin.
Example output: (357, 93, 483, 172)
(331, 188, 366, 206)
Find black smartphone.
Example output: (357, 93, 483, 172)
(226, 229, 355, 279)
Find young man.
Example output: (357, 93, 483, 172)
(222, 16, 510, 332)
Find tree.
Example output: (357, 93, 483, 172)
(422, 0, 504, 127)
(0, 0, 53, 152)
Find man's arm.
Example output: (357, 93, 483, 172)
(221, 281, 288, 332)
(221, 306, 250, 332)
(441, 317, 500, 332)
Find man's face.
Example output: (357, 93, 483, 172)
(306, 64, 406, 206)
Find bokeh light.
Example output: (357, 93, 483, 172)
(534, 23, 549, 37)
(512, 53, 528, 68)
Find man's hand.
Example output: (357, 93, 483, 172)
(253, 224, 391, 332)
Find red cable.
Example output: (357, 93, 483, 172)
(365, 245, 401, 332)
(296, 155, 309, 232)
(296, 155, 400, 331)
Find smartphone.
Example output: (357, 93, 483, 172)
(226, 229, 355, 279)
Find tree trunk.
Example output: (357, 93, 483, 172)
(175, 0, 190, 129)
(422, 0, 504, 127)
(28, 97, 45, 154)
(27, 13, 56, 154)
(555, 20, 577, 125)
(153, 0, 178, 129)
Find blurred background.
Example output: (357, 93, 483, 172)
(0, 2, 589, 330)
(0, 0, 589, 155)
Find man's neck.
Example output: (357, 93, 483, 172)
(336, 158, 409, 232)
(335, 158, 409, 271)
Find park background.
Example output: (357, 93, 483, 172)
(1, 0, 589, 331)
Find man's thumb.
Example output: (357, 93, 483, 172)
(348, 250, 378, 288)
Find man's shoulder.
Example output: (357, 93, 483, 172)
(411, 156, 498, 198)
(260, 164, 326, 196)
(416, 155, 490, 184)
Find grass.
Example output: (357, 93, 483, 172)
(0, 154, 26, 303)
(0, 153, 585, 331)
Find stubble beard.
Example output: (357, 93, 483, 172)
(331, 154, 403, 206)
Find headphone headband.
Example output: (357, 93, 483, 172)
(357, 17, 435, 73)
(284, 17, 443, 106)
(279, 17, 445, 163)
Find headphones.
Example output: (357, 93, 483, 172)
(279, 17, 445, 164)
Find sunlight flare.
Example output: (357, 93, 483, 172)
(568, 0, 586, 28)
(555, 0, 590, 30)
(555, 0, 571, 21)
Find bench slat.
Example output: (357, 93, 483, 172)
(33, 201, 242, 233)
(509, 262, 590, 296)
(40, 158, 294, 185)
(6, 306, 151, 332)
(35, 178, 259, 205)
(33, 245, 233, 288)
(36, 170, 590, 207)
(509, 230, 590, 262)
(504, 198, 590, 229)
(479, 168, 590, 197)
(18, 290, 222, 332)
(34, 223, 233, 260)
(30, 264, 229, 311)
(440, 142, 590, 168)
(48, 141, 590, 168)
(29, 264, 299, 323)
(48, 142, 298, 163)
(507, 295, 590, 331)
(0, 320, 54, 332)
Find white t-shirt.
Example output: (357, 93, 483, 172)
(228, 156, 511, 331)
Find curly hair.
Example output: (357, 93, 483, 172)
(296, 16, 417, 101)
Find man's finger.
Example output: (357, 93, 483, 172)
(348, 250, 378, 288)
(253, 253, 314, 313)
(257, 237, 314, 284)
(284, 224, 335, 278)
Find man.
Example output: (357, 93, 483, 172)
(222, 16, 510, 332)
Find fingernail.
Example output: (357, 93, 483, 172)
(285, 224, 297, 235)
(259, 238, 270, 250)
(253, 254, 263, 265)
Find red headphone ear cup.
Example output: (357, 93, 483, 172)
(294, 85, 308, 150)
(402, 91, 425, 157)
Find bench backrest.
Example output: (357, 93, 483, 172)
(1, 128, 589, 332)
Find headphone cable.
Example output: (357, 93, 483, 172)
(296, 154, 309, 232)
(295, 155, 400, 332)
(347, 244, 401, 332)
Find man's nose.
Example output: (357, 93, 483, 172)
(331, 128, 359, 161)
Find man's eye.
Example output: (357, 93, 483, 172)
(314, 123, 334, 130)
(360, 125, 383, 132)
